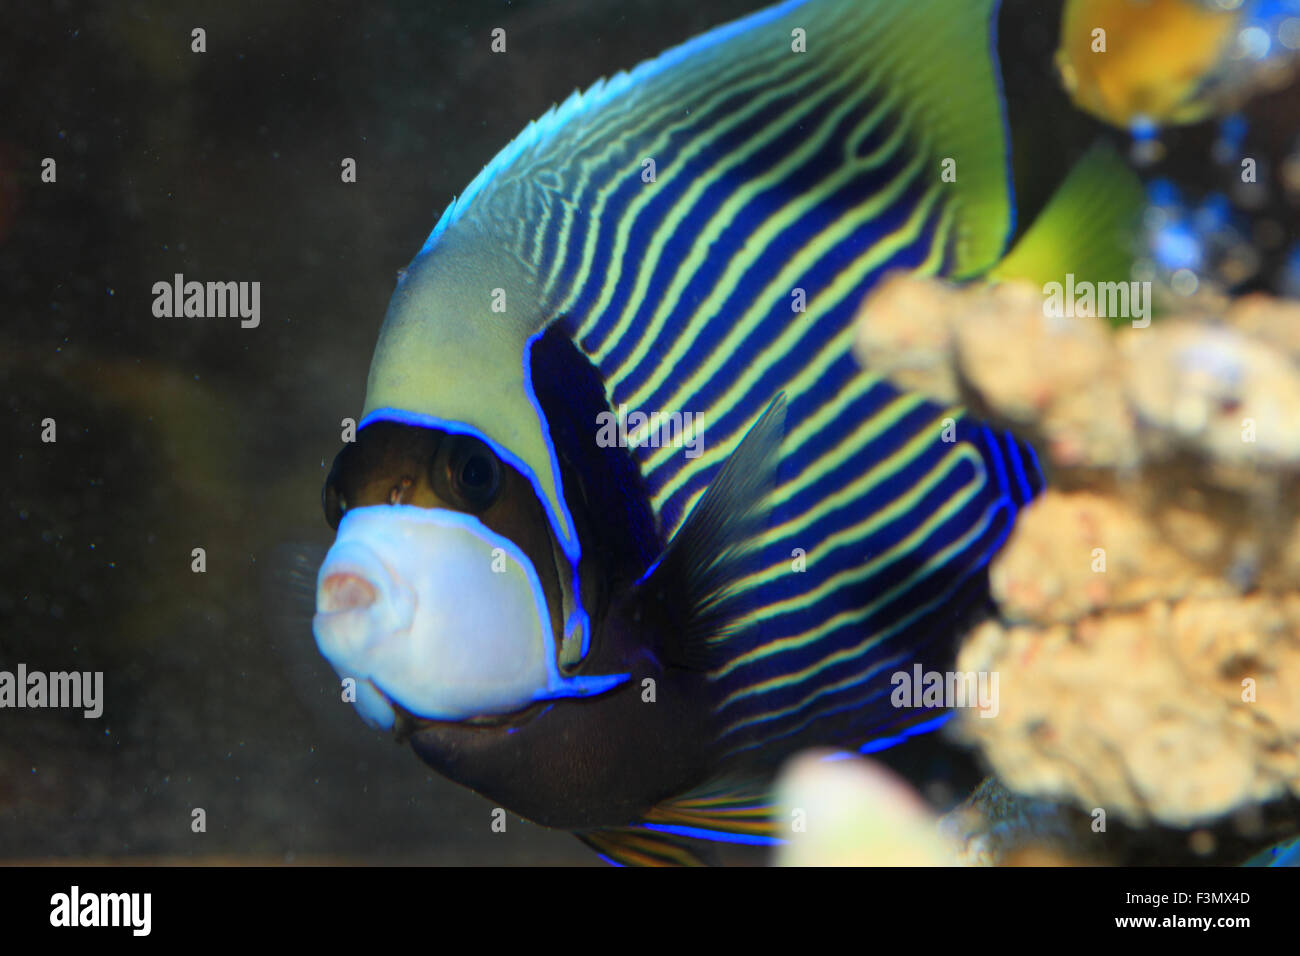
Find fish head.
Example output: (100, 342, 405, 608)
(311, 422, 627, 733)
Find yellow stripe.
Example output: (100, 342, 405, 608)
(544, 54, 793, 302)
(713, 442, 988, 683)
(722, 442, 989, 641)
(644, 208, 952, 537)
(645, 176, 942, 507)
(714, 500, 1003, 736)
(725, 408, 970, 599)
(569, 53, 823, 338)
(606, 76, 902, 396)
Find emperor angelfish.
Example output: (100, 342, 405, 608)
(312, 0, 1138, 865)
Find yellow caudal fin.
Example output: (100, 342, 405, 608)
(990, 142, 1145, 294)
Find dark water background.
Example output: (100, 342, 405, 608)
(2, 0, 1293, 863)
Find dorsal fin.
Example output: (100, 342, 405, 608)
(635, 395, 787, 671)
(435, 0, 1013, 280)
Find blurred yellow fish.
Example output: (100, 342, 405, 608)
(1056, 0, 1244, 128)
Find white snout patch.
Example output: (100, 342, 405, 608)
(312, 505, 625, 729)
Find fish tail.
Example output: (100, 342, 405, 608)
(991, 141, 1147, 301)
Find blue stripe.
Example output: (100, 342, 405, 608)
(640, 823, 786, 846)
(859, 711, 954, 754)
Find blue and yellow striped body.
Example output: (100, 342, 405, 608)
(433, 0, 1038, 765)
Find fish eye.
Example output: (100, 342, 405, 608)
(444, 436, 502, 511)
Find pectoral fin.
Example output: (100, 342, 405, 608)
(634, 394, 788, 671)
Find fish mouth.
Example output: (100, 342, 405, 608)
(316, 505, 628, 726)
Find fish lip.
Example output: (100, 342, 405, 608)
(312, 538, 417, 665)
(315, 538, 406, 610)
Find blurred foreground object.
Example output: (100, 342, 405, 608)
(773, 753, 1087, 865)
(855, 275, 1300, 829)
(773, 752, 958, 865)
(1057, 0, 1300, 134)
